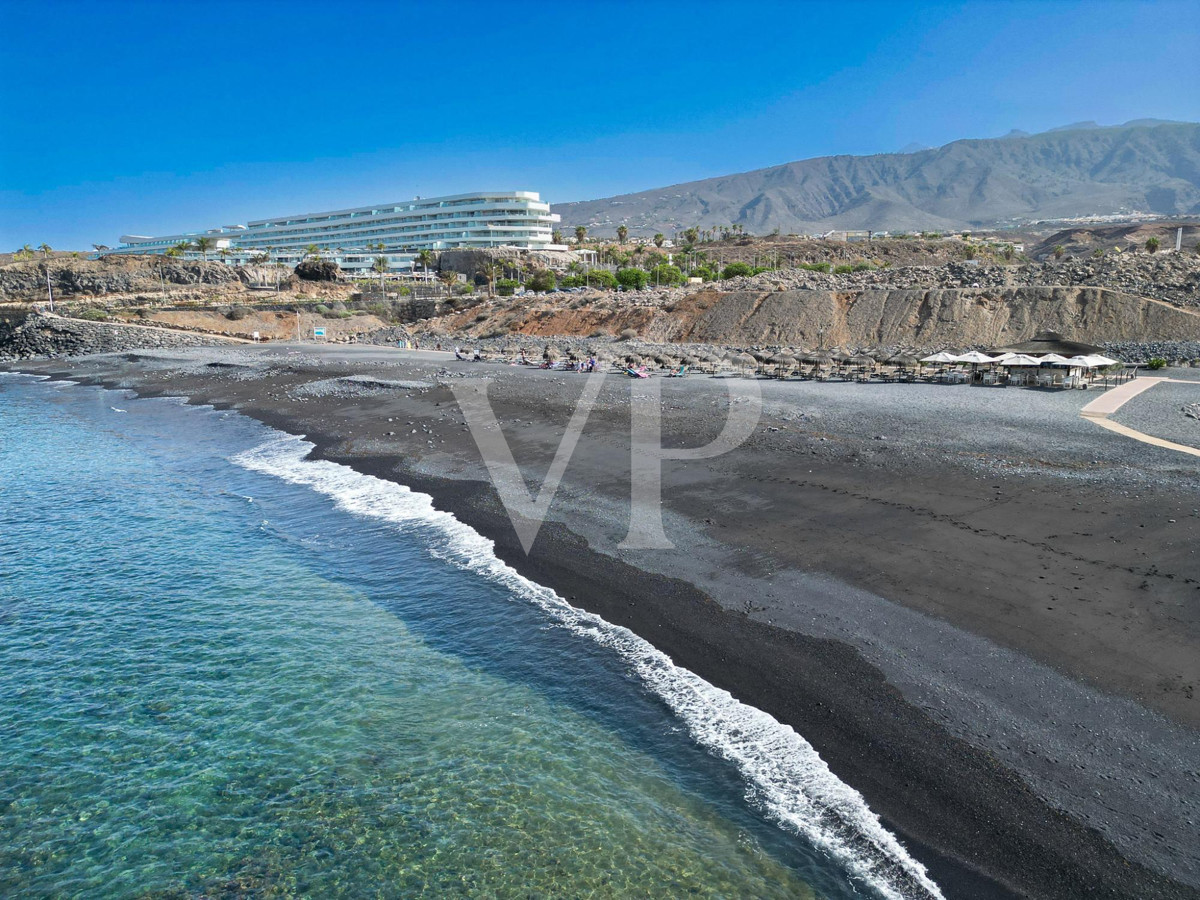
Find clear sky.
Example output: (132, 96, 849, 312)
(2, 0, 1197, 249)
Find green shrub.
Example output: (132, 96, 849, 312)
(799, 262, 831, 273)
(1146, 357, 1168, 370)
(648, 263, 684, 286)
(833, 264, 853, 274)
(225, 305, 252, 320)
(587, 269, 617, 289)
(75, 306, 108, 321)
(615, 268, 648, 290)
(496, 278, 519, 297)
(720, 262, 753, 279)
(527, 269, 556, 292)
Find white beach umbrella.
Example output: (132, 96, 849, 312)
(1084, 354, 1121, 367)
(921, 351, 957, 363)
(954, 350, 1000, 364)
(1038, 353, 1071, 365)
(999, 354, 1043, 367)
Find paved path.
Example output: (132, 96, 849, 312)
(1080, 376, 1200, 457)
(1079, 377, 1170, 416)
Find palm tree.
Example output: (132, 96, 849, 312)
(1052, 245, 1065, 261)
(164, 246, 183, 259)
(482, 261, 503, 298)
(38, 242, 52, 258)
(616, 224, 628, 244)
(575, 225, 587, 245)
(218, 248, 230, 264)
(373, 255, 389, 294)
(683, 227, 698, 245)
(438, 270, 458, 297)
(172, 241, 190, 257)
(304, 244, 321, 260)
(1145, 236, 1160, 254)
(416, 249, 433, 279)
(552, 229, 563, 245)
(193, 237, 214, 261)
(653, 233, 664, 248)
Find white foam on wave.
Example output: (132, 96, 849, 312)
(232, 431, 944, 900)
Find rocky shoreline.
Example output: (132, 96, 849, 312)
(0, 311, 233, 360)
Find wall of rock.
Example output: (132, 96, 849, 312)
(648, 285, 1200, 349)
(0, 256, 243, 302)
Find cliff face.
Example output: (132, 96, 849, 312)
(0, 256, 242, 301)
(434, 285, 1200, 350)
(650, 286, 1200, 348)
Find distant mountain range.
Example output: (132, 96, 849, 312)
(555, 121, 1200, 237)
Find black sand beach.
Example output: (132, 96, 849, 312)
(12, 346, 1200, 900)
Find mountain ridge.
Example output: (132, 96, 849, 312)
(556, 121, 1200, 237)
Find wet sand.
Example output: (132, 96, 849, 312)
(11, 346, 1200, 900)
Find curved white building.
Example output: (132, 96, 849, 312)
(108, 191, 564, 274)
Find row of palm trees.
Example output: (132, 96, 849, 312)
(11, 243, 54, 260)
(561, 222, 746, 250)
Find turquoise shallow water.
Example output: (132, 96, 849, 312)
(0, 376, 928, 899)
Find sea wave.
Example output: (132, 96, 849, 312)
(232, 431, 944, 900)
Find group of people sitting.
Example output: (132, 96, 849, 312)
(542, 357, 597, 372)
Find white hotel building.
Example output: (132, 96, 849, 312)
(107, 191, 564, 274)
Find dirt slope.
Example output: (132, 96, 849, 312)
(431, 285, 1200, 350)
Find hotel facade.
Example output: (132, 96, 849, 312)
(106, 191, 563, 275)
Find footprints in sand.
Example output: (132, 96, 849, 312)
(735, 470, 1194, 588)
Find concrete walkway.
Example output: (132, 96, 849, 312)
(1080, 376, 1200, 458)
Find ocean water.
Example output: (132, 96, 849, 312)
(0, 375, 940, 899)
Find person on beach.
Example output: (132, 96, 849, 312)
(454, 346, 465, 360)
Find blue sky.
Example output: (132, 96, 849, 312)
(2, 0, 1197, 249)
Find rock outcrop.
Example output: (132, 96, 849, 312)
(294, 259, 341, 281)
(0, 311, 230, 360)
(0, 256, 242, 301)
(437, 248, 587, 278)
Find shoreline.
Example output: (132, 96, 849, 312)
(9, 347, 1200, 900)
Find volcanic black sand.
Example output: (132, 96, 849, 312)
(10, 345, 1200, 900)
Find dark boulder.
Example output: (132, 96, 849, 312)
(294, 259, 341, 282)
